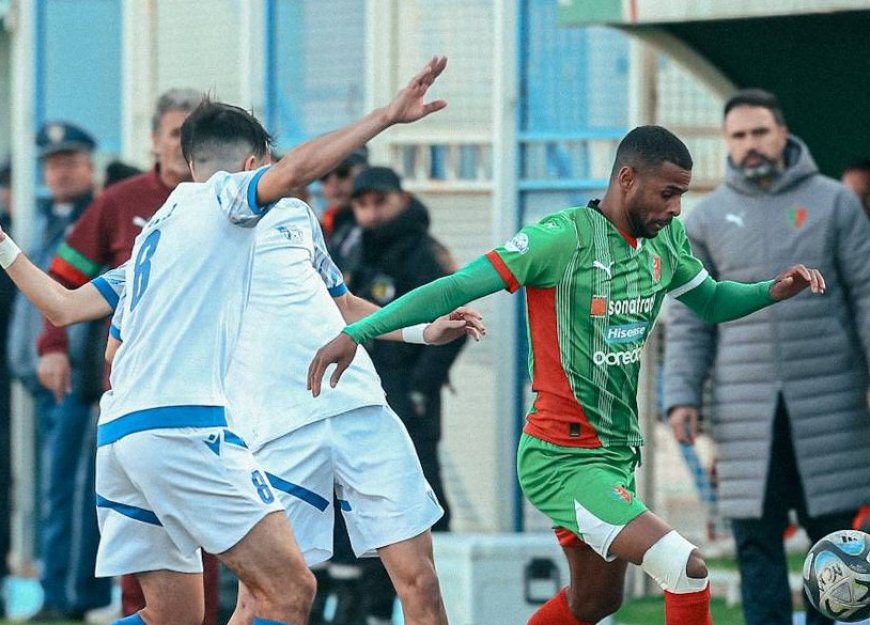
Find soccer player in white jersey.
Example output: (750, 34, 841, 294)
(218, 198, 481, 625)
(101, 198, 481, 625)
(0, 57, 450, 625)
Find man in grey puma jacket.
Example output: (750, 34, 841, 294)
(663, 89, 870, 625)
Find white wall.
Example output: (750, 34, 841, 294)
(122, 0, 263, 166)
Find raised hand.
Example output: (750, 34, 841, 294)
(769, 264, 825, 300)
(383, 56, 448, 125)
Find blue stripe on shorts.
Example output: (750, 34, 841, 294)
(96, 494, 161, 526)
(265, 473, 329, 511)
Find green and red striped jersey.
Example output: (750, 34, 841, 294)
(486, 204, 706, 448)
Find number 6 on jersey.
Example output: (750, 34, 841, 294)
(131, 229, 161, 311)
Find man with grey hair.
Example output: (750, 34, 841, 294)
(35, 88, 226, 625)
(664, 88, 870, 625)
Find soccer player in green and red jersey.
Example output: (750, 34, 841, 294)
(307, 125, 825, 625)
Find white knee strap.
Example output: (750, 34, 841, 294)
(641, 530, 708, 594)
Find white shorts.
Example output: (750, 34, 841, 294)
(95, 425, 284, 577)
(255, 404, 444, 565)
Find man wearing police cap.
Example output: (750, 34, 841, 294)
(8, 121, 111, 620)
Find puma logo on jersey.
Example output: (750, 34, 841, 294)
(725, 213, 744, 227)
(592, 260, 613, 279)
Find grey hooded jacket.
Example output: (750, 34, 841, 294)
(663, 136, 870, 519)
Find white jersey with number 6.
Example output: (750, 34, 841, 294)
(97, 167, 277, 427)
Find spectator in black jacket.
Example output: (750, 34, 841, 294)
(345, 167, 463, 520)
(329, 166, 465, 625)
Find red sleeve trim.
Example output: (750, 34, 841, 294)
(485, 250, 520, 293)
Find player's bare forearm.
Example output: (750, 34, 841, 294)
(256, 56, 448, 205)
(6, 253, 110, 326)
(335, 292, 381, 325)
(257, 108, 391, 205)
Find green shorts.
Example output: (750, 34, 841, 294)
(516, 433, 647, 560)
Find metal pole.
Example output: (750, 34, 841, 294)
(495, 0, 521, 532)
(7, 0, 37, 574)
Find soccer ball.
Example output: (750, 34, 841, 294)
(803, 529, 870, 623)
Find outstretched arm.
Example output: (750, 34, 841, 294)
(256, 57, 448, 206)
(333, 292, 484, 344)
(309, 256, 504, 396)
(0, 226, 113, 326)
(676, 265, 825, 324)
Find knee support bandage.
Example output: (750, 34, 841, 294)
(641, 530, 708, 594)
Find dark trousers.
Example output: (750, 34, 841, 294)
(731, 397, 856, 625)
(37, 391, 111, 612)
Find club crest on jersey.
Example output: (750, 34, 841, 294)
(651, 255, 661, 283)
(788, 206, 808, 229)
(590, 296, 607, 317)
(370, 274, 396, 305)
(610, 485, 632, 504)
(504, 233, 530, 254)
(276, 225, 303, 243)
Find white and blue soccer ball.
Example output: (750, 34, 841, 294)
(803, 529, 870, 623)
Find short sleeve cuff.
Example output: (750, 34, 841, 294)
(246, 167, 271, 215)
(91, 277, 121, 309)
(328, 283, 348, 297)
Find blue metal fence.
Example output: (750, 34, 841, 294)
(36, 0, 121, 154)
(264, 0, 366, 153)
(515, 0, 629, 530)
